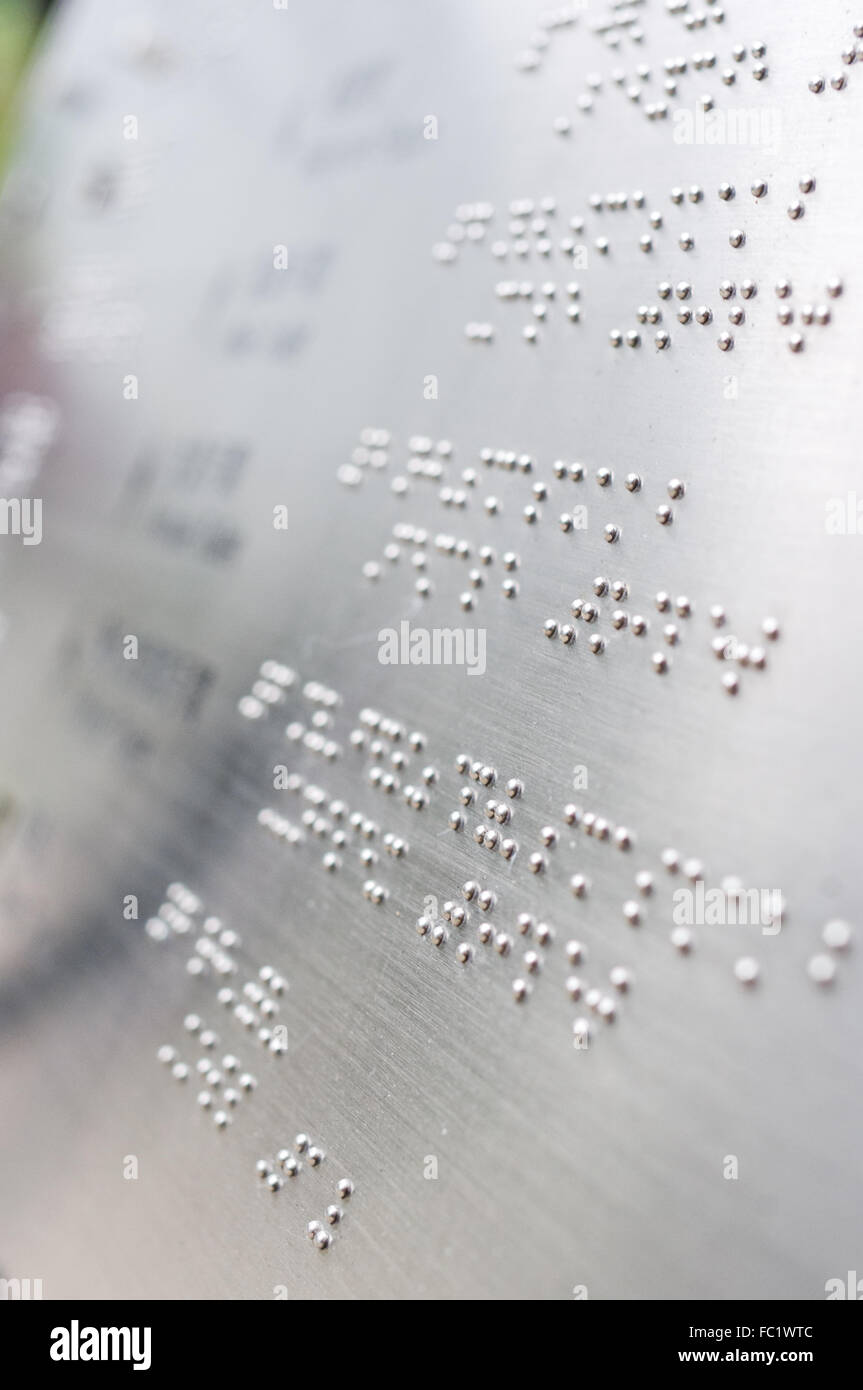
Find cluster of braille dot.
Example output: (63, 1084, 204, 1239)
(430, 168, 837, 359)
(158, 1032, 258, 1131)
(344, 425, 790, 708)
(147, 887, 288, 1121)
(549, 36, 768, 134)
(353, 437, 454, 507)
(285, 720, 341, 763)
(514, 4, 581, 74)
(446, 752, 523, 852)
(807, 919, 853, 986)
(238, 660, 297, 722)
(336, 426, 391, 490)
(147, 881, 294, 1075)
(255, 1136, 351, 1247)
(516, 0, 734, 82)
(706, 609, 779, 694)
(242, 664, 435, 897)
(414, 854, 640, 1036)
(306, 1175, 354, 1251)
(567, 939, 632, 1038)
(808, 24, 863, 94)
(773, 272, 842, 354)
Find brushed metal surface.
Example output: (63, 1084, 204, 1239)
(0, 0, 861, 1300)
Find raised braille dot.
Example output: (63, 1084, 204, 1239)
(807, 954, 836, 985)
(808, 76, 824, 93)
(604, 523, 620, 543)
(718, 182, 735, 200)
(652, 651, 669, 673)
(623, 901, 640, 925)
(789, 332, 805, 352)
(655, 329, 670, 349)
(572, 1017, 590, 1045)
(787, 200, 804, 220)
(625, 331, 640, 348)
(624, 472, 641, 492)
(631, 614, 648, 636)
(827, 278, 843, 298)
(565, 940, 585, 969)
(729, 229, 744, 247)
(671, 926, 692, 952)
(570, 873, 589, 899)
(823, 919, 852, 950)
(734, 956, 759, 985)
(656, 504, 673, 525)
(729, 306, 744, 325)
(718, 331, 734, 351)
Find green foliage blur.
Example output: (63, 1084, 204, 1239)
(0, 0, 46, 171)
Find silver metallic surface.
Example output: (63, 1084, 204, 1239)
(0, 0, 862, 1301)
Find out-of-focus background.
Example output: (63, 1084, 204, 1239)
(0, 1, 49, 169)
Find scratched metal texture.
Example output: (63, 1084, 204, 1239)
(0, 0, 861, 1300)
